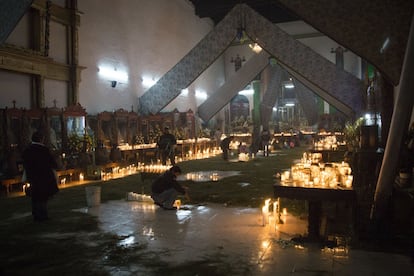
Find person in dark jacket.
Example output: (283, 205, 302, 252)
(157, 127, 177, 165)
(261, 129, 271, 156)
(151, 165, 187, 210)
(220, 136, 234, 160)
(22, 131, 59, 222)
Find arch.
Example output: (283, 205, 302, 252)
(138, 4, 364, 120)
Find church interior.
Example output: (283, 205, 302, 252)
(0, 1, 414, 273)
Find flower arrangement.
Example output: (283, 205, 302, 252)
(343, 117, 364, 151)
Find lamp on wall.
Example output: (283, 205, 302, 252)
(98, 65, 128, 87)
(195, 90, 207, 100)
(141, 76, 157, 88)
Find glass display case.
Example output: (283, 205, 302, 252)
(96, 111, 114, 148)
(114, 108, 129, 146)
(24, 108, 45, 148)
(46, 106, 63, 151)
(62, 103, 87, 155)
(128, 111, 139, 145)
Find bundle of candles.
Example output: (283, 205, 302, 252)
(280, 152, 353, 188)
(126, 192, 154, 202)
(313, 135, 346, 151)
(261, 198, 287, 227)
(238, 153, 249, 162)
(184, 148, 220, 160)
(183, 171, 220, 182)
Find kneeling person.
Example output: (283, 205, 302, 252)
(151, 166, 187, 210)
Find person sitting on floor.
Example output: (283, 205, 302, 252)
(151, 165, 188, 210)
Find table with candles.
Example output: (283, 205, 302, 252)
(311, 134, 347, 162)
(273, 152, 357, 240)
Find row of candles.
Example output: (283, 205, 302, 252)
(24, 136, 253, 192)
(58, 162, 224, 185)
(58, 164, 141, 184)
(118, 137, 215, 151)
(57, 144, 227, 185)
(279, 152, 353, 188)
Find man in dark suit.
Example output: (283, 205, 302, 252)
(220, 136, 234, 160)
(22, 131, 59, 222)
(157, 127, 177, 165)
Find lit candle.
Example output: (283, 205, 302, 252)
(273, 201, 278, 224)
(345, 175, 353, 188)
(174, 199, 181, 210)
(262, 205, 267, 226)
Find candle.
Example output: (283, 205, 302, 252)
(174, 199, 181, 210)
(273, 201, 278, 224)
(345, 175, 353, 188)
(262, 205, 267, 226)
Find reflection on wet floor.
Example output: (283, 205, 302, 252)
(81, 200, 414, 275)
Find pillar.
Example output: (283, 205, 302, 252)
(251, 80, 261, 152)
(371, 14, 414, 220)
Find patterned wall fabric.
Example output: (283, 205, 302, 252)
(294, 80, 319, 126)
(198, 51, 270, 122)
(260, 63, 284, 128)
(138, 5, 242, 115)
(139, 4, 364, 118)
(0, 0, 33, 44)
(277, 0, 414, 86)
(243, 5, 364, 118)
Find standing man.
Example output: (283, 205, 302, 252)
(220, 136, 234, 161)
(22, 131, 59, 222)
(151, 165, 188, 210)
(261, 129, 271, 156)
(157, 127, 177, 165)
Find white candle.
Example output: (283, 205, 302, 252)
(273, 201, 278, 224)
(262, 205, 267, 226)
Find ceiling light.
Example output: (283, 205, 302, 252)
(249, 43, 262, 53)
(380, 37, 390, 53)
(238, 89, 254, 95)
(284, 83, 294, 89)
